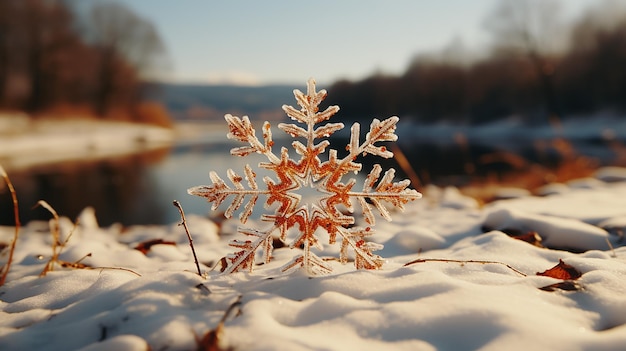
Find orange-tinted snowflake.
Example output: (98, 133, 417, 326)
(188, 78, 421, 275)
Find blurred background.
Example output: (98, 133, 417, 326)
(1, 0, 626, 226)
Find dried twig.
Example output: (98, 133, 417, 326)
(36, 200, 62, 276)
(391, 143, 422, 190)
(0, 165, 20, 286)
(605, 237, 616, 258)
(403, 258, 527, 277)
(90, 266, 141, 276)
(173, 200, 202, 276)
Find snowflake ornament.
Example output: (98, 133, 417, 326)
(188, 78, 421, 275)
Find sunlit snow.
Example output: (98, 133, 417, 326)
(2, 169, 626, 350)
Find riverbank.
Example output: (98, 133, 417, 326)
(0, 113, 175, 171)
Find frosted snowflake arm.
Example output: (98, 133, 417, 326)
(225, 114, 278, 162)
(277, 122, 307, 138)
(282, 78, 340, 125)
(346, 117, 399, 159)
(313, 106, 341, 125)
(281, 252, 332, 275)
(278, 121, 344, 141)
(224, 227, 274, 273)
(338, 227, 385, 269)
(187, 164, 266, 223)
(313, 122, 344, 139)
(352, 164, 421, 224)
(281, 102, 332, 125)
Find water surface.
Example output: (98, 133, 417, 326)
(1, 121, 623, 226)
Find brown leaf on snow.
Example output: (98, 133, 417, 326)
(134, 238, 177, 255)
(539, 280, 582, 292)
(536, 259, 582, 280)
(511, 231, 543, 247)
(487, 228, 545, 247)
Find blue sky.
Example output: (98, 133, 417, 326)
(101, 0, 600, 86)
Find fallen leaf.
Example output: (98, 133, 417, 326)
(134, 239, 177, 255)
(539, 280, 582, 292)
(511, 231, 543, 247)
(196, 326, 226, 351)
(195, 296, 241, 351)
(536, 259, 582, 280)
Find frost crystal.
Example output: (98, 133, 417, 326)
(188, 78, 421, 275)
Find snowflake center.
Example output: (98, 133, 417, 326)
(299, 175, 330, 208)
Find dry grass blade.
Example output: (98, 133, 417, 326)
(0, 165, 20, 286)
(404, 258, 527, 277)
(173, 200, 203, 277)
(36, 200, 71, 276)
(391, 143, 422, 190)
(89, 266, 141, 276)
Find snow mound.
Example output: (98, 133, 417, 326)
(381, 227, 446, 255)
(595, 167, 626, 183)
(483, 207, 610, 251)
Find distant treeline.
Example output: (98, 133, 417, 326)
(154, 83, 295, 122)
(326, 1, 626, 125)
(0, 0, 170, 125)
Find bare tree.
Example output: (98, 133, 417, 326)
(24, 0, 78, 112)
(560, 1, 626, 112)
(85, 2, 168, 116)
(484, 0, 566, 120)
(0, 1, 11, 105)
(0, 0, 78, 112)
(0, 0, 169, 121)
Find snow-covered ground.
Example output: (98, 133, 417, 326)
(1, 168, 626, 350)
(0, 113, 174, 171)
